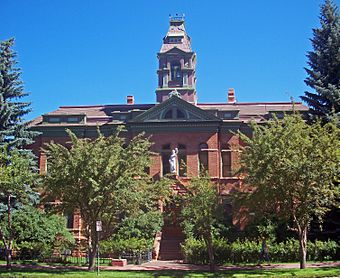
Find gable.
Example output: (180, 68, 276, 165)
(160, 46, 191, 55)
(130, 95, 221, 123)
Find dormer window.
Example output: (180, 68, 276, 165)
(168, 37, 182, 43)
(67, 117, 80, 123)
(48, 117, 61, 123)
(43, 114, 86, 124)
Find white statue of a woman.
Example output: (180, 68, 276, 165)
(169, 148, 178, 174)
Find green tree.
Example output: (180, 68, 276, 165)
(44, 128, 169, 270)
(181, 175, 221, 272)
(1, 206, 74, 259)
(0, 38, 38, 147)
(301, 0, 340, 122)
(0, 146, 39, 268)
(237, 114, 339, 269)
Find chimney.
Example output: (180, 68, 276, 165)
(227, 88, 236, 103)
(127, 95, 134, 105)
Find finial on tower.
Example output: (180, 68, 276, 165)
(169, 13, 185, 22)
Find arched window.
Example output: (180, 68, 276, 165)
(199, 143, 209, 175)
(162, 144, 171, 176)
(162, 108, 186, 120)
(178, 144, 187, 177)
(221, 144, 232, 177)
(176, 109, 185, 119)
(164, 110, 173, 119)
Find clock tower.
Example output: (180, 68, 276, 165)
(156, 15, 197, 104)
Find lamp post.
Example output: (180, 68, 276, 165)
(96, 220, 102, 276)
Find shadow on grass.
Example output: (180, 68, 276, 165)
(0, 265, 339, 277)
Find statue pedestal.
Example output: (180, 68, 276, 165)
(169, 174, 179, 180)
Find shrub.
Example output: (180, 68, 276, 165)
(181, 237, 338, 264)
(101, 238, 152, 258)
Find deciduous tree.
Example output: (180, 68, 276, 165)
(237, 114, 339, 269)
(0, 146, 38, 268)
(44, 128, 169, 270)
(181, 175, 222, 272)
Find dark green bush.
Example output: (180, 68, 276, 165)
(181, 238, 338, 264)
(101, 238, 152, 258)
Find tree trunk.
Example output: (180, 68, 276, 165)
(204, 232, 215, 272)
(6, 195, 12, 270)
(88, 246, 97, 271)
(298, 226, 307, 269)
(87, 227, 98, 271)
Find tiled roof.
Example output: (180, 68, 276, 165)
(159, 20, 192, 53)
(29, 101, 308, 127)
(29, 104, 155, 127)
(198, 102, 308, 113)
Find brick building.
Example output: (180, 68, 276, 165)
(29, 16, 308, 259)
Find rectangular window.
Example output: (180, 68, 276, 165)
(162, 154, 170, 176)
(183, 73, 188, 86)
(178, 154, 187, 177)
(222, 151, 232, 177)
(48, 117, 61, 123)
(65, 213, 74, 229)
(199, 152, 208, 175)
(67, 117, 79, 123)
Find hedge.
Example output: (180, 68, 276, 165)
(181, 238, 338, 264)
(100, 238, 152, 258)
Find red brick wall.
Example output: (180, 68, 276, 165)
(148, 131, 219, 178)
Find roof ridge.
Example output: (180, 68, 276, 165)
(198, 102, 304, 105)
(59, 104, 155, 108)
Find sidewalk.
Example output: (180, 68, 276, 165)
(1, 260, 339, 272)
(101, 260, 340, 271)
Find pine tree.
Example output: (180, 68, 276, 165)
(301, 0, 340, 122)
(0, 38, 37, 148)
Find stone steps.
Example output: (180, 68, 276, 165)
(159, 239, 183, 260)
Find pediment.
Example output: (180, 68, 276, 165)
(160, 47, 191, 55)
(130, 96, 221, 123)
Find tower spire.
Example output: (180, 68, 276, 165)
(156, 16, 197, 104)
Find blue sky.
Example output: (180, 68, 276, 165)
(2, 0, 337, 120)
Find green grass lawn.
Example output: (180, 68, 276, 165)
(0, 267, 339, 277)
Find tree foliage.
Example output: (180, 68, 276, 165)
(0, 206, 74, 259)
(301, 0, 340, 122)
(0, 146, 39, 268)
(237, 114, 339, 269)
(44, 127, 169, 270)
(0, 38, 38, 148)
(181, 175, 222, 272)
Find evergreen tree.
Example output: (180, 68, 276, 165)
(301, 0, 340, 122)
(0, 38, 37, 148)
